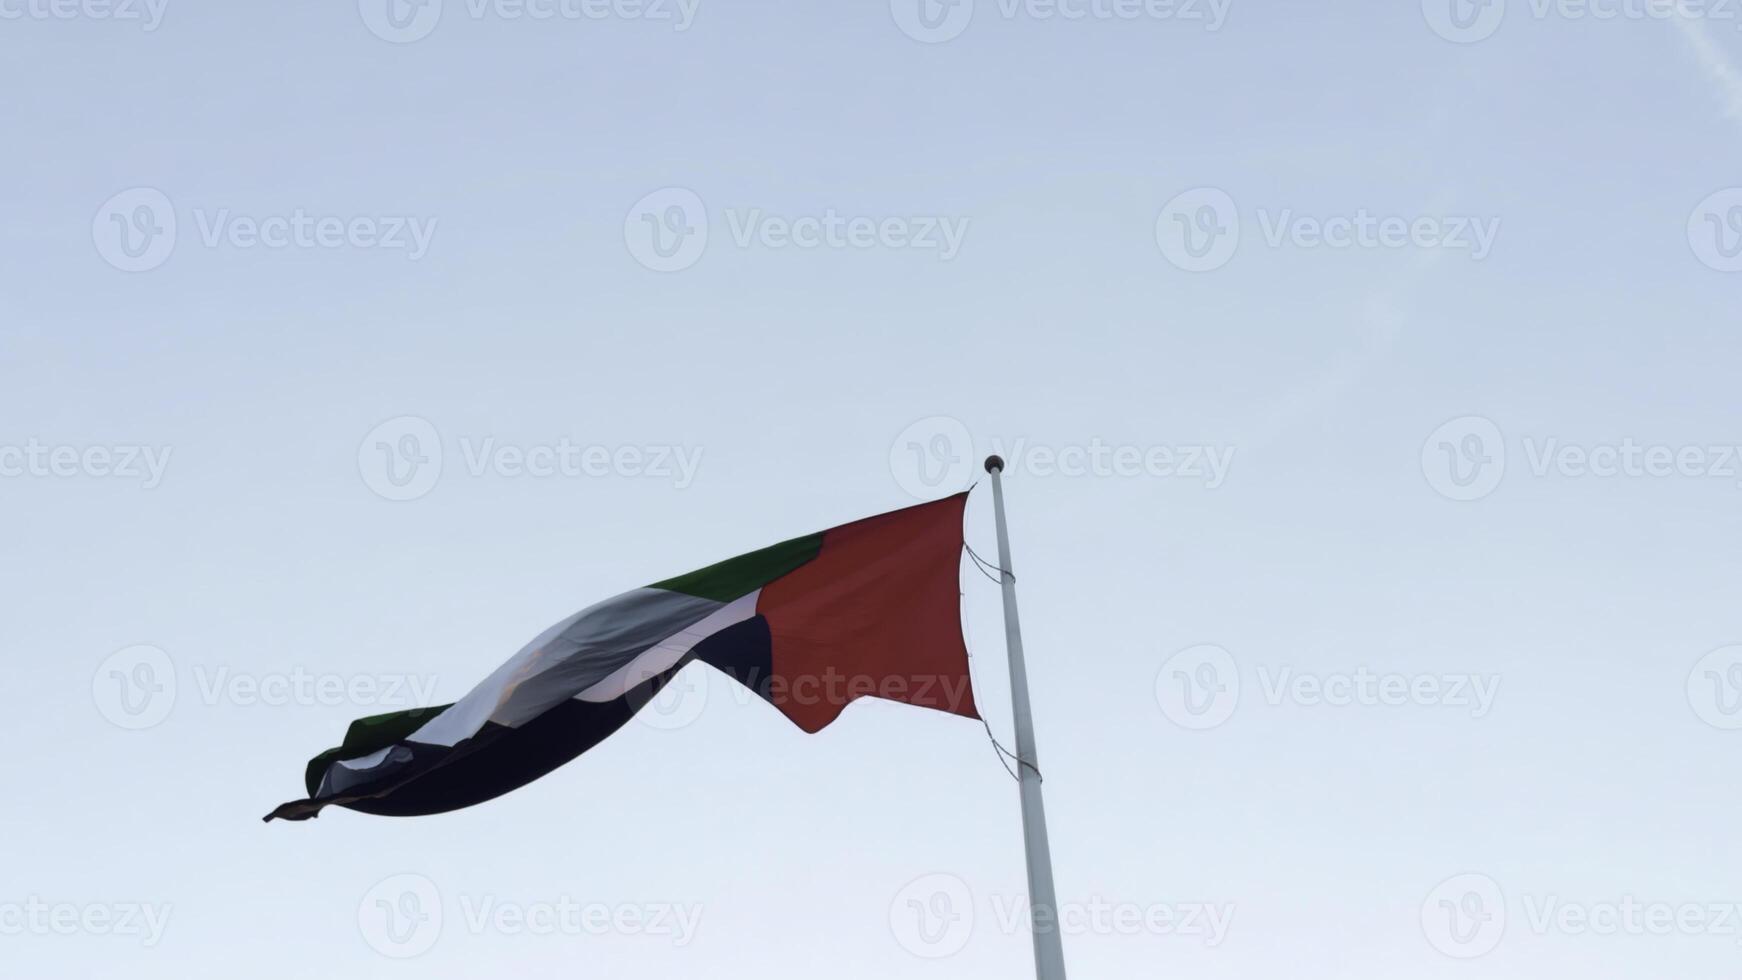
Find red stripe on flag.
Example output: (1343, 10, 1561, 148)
(757, 493, 981, 733)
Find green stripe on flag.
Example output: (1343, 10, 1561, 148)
(649, 532, 824, 603)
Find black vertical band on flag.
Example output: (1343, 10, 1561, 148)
(266, 616, 780, 822)
(691, 615, 777, 706)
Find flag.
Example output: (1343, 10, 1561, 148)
(265, 493, 979, 821)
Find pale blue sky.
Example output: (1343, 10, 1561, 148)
(3, 1, 1741, 977)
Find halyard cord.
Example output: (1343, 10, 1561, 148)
(984, 716, 1043, 783)
(983, 716, 1023, 783)
(960, 544, 1043, 785)
(964, 542, 1012, 584)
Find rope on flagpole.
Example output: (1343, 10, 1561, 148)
(984, 716, 1044, 783)
(983, 719, 1023, 783)
(961, 542, 1042, 785)
(965, 541, 1013, 584)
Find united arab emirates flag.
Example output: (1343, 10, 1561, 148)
(266, 493, 980, 821)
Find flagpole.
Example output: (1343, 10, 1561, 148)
(983, 455, 1068, 980)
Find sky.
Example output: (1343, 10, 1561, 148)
(2, 0, 1741, 977)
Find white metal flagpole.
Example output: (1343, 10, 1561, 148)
(983, 454, 1068, 980)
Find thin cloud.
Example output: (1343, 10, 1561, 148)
(1673, 13, 1742, 126)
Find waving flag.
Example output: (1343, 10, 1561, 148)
(266, 493, 979, 821)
